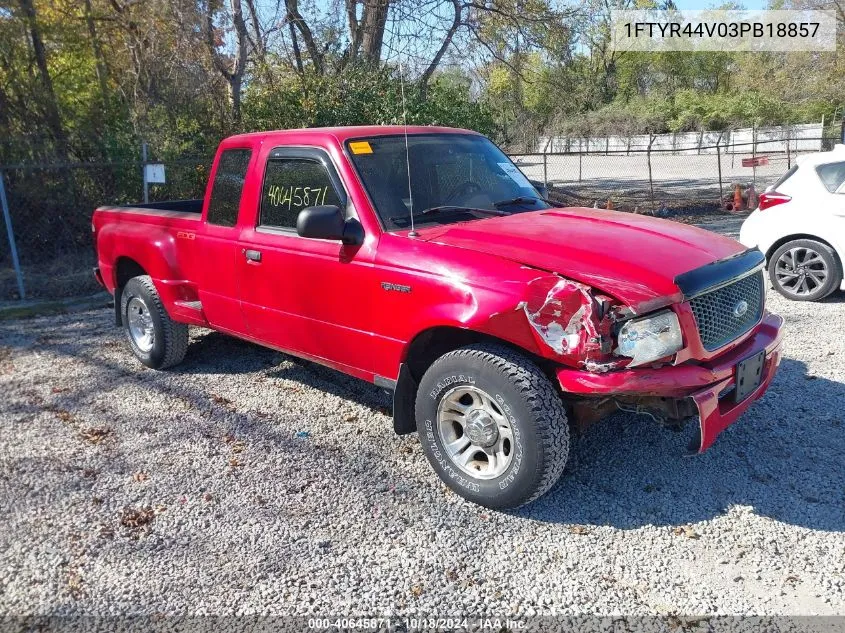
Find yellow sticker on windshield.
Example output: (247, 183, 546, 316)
(349, 141, 373, 155)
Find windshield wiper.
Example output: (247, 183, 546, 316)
(388, 206, 505, 223)
(420, 206, 505, 216)
(494, 195, 566, 209)
(493, 196, 540, 208)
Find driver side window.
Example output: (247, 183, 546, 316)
(259, 158, 342, 230)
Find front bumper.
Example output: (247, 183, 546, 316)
(556, 311, 784, 452)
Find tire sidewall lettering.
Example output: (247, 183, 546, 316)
(429, 374, 475, 400)
(493, 393, 523, 490)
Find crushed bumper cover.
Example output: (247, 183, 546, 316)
(556, 312, 784, 452)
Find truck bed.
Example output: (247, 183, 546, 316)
(95, 198, 204, 221)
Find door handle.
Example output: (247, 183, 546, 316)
(243, 249, 262, 262)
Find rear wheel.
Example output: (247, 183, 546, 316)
(769, 239, 841, 301)
(415, 343, 570, 509)
(120, 275, 188, 369)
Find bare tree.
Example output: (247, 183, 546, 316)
(359, 0, 390, 63)
(205, 0, 252, 123)
(17, 0, 69, 158)
(82, 0, 109, 103)
(419, 0, 461, 95)
(285, 0, 324, 73)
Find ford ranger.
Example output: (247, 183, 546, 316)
(93, 126, 784, 509)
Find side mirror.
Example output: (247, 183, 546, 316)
(296, 205, 364, 246)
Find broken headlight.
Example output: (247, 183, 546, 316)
(614, 310, 683, 366)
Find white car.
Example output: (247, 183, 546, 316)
(740, 144, 845, 301)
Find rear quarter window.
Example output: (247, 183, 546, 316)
(207, 149, 252, 226)
(816, 161, 845, 193)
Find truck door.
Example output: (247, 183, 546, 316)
(194, 147, 253, 335)
(236, 147, 378, 378)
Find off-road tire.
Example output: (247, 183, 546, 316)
(769, 239, 842, 302)
(120, 275, 188, 369)
(416, 343, 570, 509)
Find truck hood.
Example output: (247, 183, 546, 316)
(416, 208, 746, 311)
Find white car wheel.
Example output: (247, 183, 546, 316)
(769, 239, 842, 301)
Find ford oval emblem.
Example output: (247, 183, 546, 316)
(733, 300, 749, 318)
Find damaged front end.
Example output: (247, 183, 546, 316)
(519, 276, 624, 372)
(517, 274, 700, 442)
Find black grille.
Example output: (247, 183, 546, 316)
(689, 271, 764, 351)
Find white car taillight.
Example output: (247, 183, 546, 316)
(758, 192, 791, 211)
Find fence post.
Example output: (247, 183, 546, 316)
(542, 136, 550, 186)
(730, 128, 735, 169)
(0, 170, 26, 300)
(751, 124, 758, 188)
(543, 153, 548, 186)
(142, 141, 149, 204)
(647, 134, 655, 212)
(578, 139, 583, 183)
(786, 129, 791, 169)
(752, 124, 757, 160)
(716, 132, 724, 205)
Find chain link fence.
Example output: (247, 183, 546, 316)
(512, 135, 840, 214)
(0, 157, 211, 302)
(1, 132, 841, 302)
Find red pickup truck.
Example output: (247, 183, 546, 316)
(93, 126, 783, 509)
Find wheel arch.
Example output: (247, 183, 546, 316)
(765, 234, 844, 273)
(392, 325, 554, 435)
(115, 256, 148, 289)
(113, 257, 148, 326)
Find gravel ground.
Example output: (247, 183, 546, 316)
(1, 288, 843, 625)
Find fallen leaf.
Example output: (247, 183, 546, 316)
(568, 525, 591, 535)
(410, 584, 423, 597)
(119, 506, 155, 529)
(132, 471, 149, 482)
(66, 569, 84, 598)
(79, 427, 112, 444)
(672, 525, 701, 539)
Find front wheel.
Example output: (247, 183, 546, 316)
(769, 239, 842, 301)
(415, 343, 570, 509)
(120, 275, 189, 369)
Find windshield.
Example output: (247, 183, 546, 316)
(345, 133, 551, 230)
